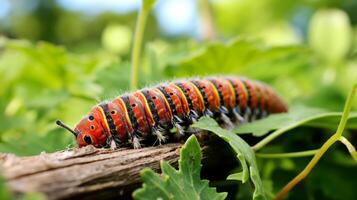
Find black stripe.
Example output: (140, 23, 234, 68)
(99, 103, 117, 137)
(121, 96, 139, 130)
(227, 79, 240, 107)
(141, 89, 160, 124)
(175, 83, 194, 111)
(241, 79, 251, 116)
(254, 84, 261, 107)
(261, 86, 269, 113)
(157, 86, 177, 116)
(207, 79, 224, 107)
(190, 80, 208, 109)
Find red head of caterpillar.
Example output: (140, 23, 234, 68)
(57, 102, 130, 148)
(74, 106, 108, 147)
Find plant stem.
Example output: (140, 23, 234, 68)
(256, 149, 318, 159)
(335, 85, 357, 136)
(198, 0, 216, 40)
(130, 3, 151, 90)
(274, 133, 339, 200)
(339, 136, 357, 161)
(275, 84, 356, 200)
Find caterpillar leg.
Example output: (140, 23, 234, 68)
(171, 116, 186, 140)
(220, 113, 234, 130)
(152, 126, 167, 145)
(132, 134, 142, 149)
(105, 136, 121, 150)
(219, 106, 229, 114)
(189, 110, 199, 123)
(174, 122, 185, 136)
(173, 115, 184, 124)
(232, 107, 245, 123)
(109, 139, 117, 150)
(252, 108, 260, 121)
(204, 109, 214, 117)
(244, 107, 252, 122)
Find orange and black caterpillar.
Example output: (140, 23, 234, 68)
(56, 76, 288, 148)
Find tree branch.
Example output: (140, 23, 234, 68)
(0, 141, 236, 200)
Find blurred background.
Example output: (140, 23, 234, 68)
(0, 0, 356, 199)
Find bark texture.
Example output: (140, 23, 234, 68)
(0, 141, 236, 200)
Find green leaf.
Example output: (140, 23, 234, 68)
(167, 38, 309, 79)
(235, 106, 357, 137)
(192, 117, 267, 200)
(133, 135, 227, 200)
(0, 38, 116, 155)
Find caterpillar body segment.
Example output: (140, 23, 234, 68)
(63, 76, 288, 148)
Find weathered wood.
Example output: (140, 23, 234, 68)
(0, 141, 236, 200)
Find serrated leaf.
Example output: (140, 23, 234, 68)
(133, 135, 227, 200)
(192, 117, 267, 200)
(234, 105, 357, 137)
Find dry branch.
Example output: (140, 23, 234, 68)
(0, 141, 236, 200)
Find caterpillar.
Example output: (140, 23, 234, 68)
(56, 76, 288, 149)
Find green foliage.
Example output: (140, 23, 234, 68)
(167, 38, 310, 80)
(0, 38, 118, 155)
(192, 117, 266, 200)
(133, 135, 227, 200)
(1, 1, 357, 199)
(264, 153, 357, 200)
(273, 85, 356, 199)
(235, 106, 357, 137)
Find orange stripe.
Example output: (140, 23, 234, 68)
(224, 78, 236, 107)
(154, 88, 173, 117)
(116, 97, 133, 129)
(96, 105, 111, 136)
(206, 79, 221, 107)
(170, 83, 190, 114)
(187, 81, 205, 110)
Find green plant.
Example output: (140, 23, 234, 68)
(134, 85, 356, 199)
(133, 135, 227, 200)
(1, 1, 357, 199)
(275, 84, 357, 199)
(130, 0, 157, 90)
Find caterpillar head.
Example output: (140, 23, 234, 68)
(57, 102, 129, 148)
(56, 106, 109, 148)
